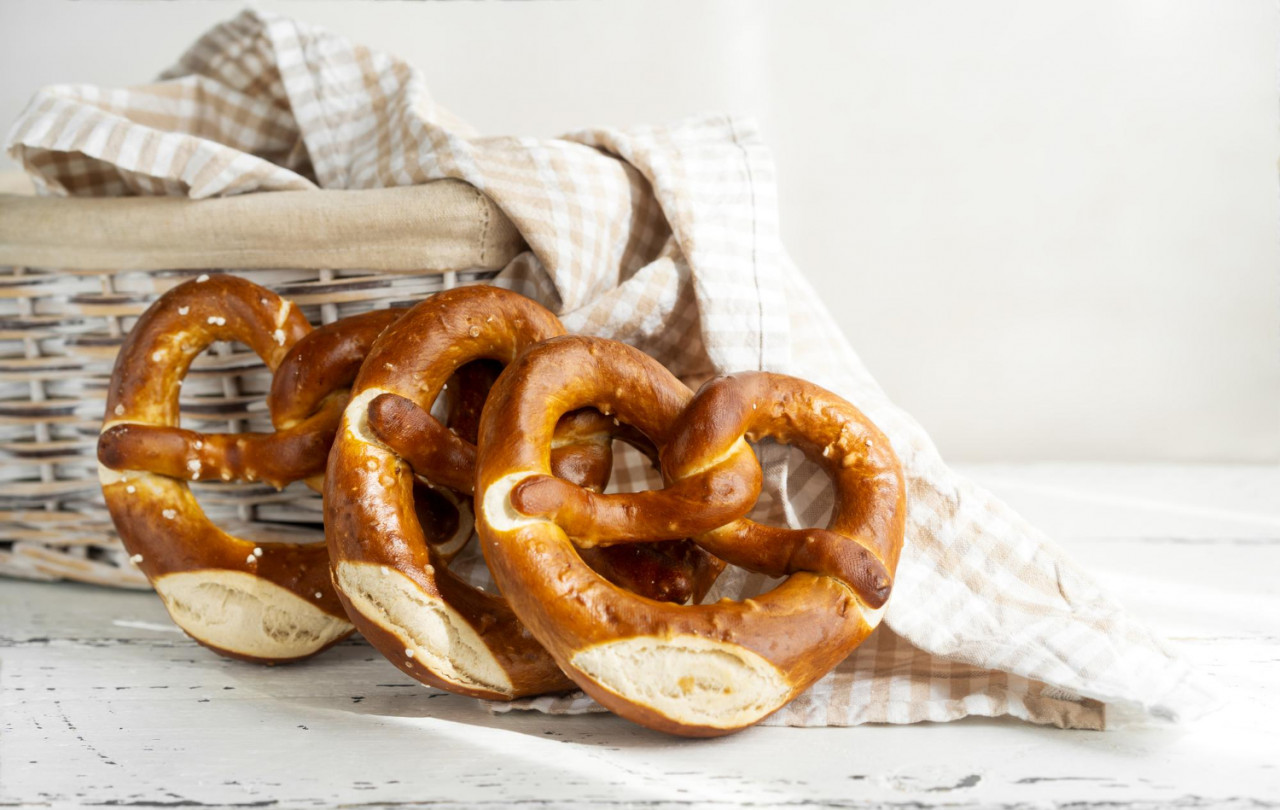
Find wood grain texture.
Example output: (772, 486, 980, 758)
(2, 463, 1277, 808)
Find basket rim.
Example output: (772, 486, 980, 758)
(0, 179, 527, 274)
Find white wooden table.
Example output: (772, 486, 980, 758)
(3, 463, 1277, 808)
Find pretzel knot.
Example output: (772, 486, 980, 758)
(324, 286, 722, 700)
(97, 276, 404, 663)
(475, 335, 906, 737)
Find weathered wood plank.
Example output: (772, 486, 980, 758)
(3, 628, 1276, 808)
(2, 464, 1279, 807)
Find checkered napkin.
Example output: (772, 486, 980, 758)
(6, 9, 1214, 730)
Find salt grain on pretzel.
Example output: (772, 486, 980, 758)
(474, 335, 906, 736)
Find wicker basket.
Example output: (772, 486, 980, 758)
(0, 179, 526, 588)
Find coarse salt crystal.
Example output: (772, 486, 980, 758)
(162, 509, 177, 520)
(196, 274, 209, 283)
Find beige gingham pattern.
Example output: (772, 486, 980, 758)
(6, 9, 1213, 730)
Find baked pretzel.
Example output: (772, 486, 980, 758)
(323, 286, 721, 700)
(97, 276, 403, 663)
(475, 335, 906, 736)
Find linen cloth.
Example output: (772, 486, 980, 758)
(5, 9, 1214, 730)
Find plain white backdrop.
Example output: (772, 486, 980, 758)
(1, 0, 1277, 462)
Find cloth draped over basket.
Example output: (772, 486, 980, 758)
(3, 9, 1214, 730)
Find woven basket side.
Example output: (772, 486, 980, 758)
(0, 264, 501, 588)
(0, 181, 520, 588)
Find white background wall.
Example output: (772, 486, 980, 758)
(2, 0, 1276, 462)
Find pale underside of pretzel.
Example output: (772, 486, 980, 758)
(474, 335, 907, 736)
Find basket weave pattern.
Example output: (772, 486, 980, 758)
(0, 263, 499, 588)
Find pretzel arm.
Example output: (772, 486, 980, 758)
(270, 307, 406, 429)
(509, 446, 761, 547)
(367, 392, 477, 493)
(694, 522, 892, 609)
(368, 395, 633, 498)
(99, 397, 344, 489)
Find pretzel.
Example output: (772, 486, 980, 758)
(97, 276, 405, 663)
(475, 335, 906, 736)
(323, 286, 722, 699)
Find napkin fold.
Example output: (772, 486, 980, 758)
(5, 9, 1215, 729)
